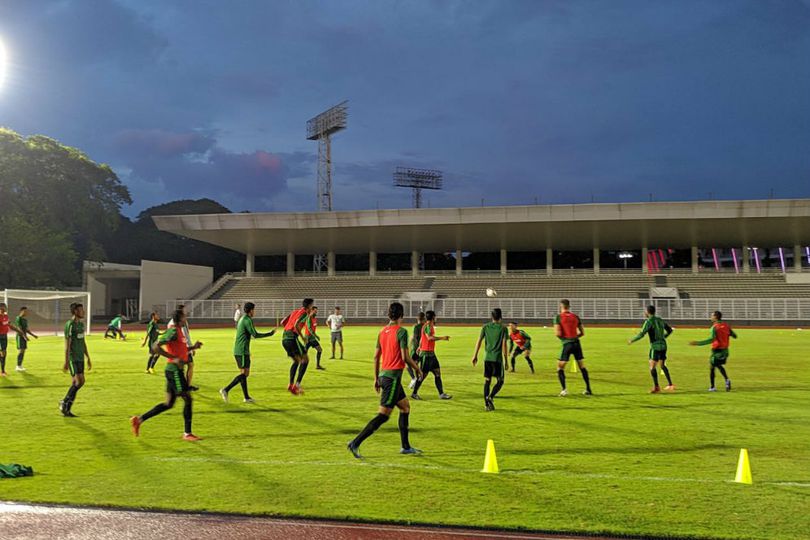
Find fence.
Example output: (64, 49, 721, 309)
(165, 297, 810, 322)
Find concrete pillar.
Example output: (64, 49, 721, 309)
(742, 246, 750, 273)
(246, 253, 255, 277)
(411, 251, 420, 277)
(642, 247, 649, 274)
(690, 246, 698, 274)
(455, 249, 463, 276)
(286, 252, 295, 277)
(593, 248, 600, 275)
(369, 251, 377, 277)
(500, 249, 507, 276)
(546, 248, 553, 275)
(327, 251, 336, 277)
(795, 245, 803, 273)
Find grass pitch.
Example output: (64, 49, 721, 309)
(0, 324, 808, 539)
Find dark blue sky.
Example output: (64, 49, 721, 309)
(1, 0, 808, 216)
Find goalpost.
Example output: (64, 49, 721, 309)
(2, 289, 93, 336)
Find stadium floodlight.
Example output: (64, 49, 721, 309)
(393, 166, 443, 209)
(307, 101, 348, 272)
(618, 251, 634, 270)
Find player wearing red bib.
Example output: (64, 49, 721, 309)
(0, 303, 25, 377)
(689, 310, 737, 392)
(554, 299, 592, 396)
(282, 298, 314, 394)
(411, 310, 451, 400)
(347, 302, 423, 459)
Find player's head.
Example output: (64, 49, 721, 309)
(334, 306, 341, 314)
(0, 302, 6, 313)
(235, 303, 241, 309)
(712, 310, 722, 322)
(172, 308, 186, 325)
(491, 308, 502, 321)
(244, 302, 255, 316)
(302, 298, 314, 309)
(177, 304, 186, 315)
(388, 302, 404, 322)
(72, 303, 85, 319)
(417, 311, 426, 322)
(311, 305, 319, 315)
(508, 321, 518, 331)
(150, 311, 158, 321)
(19, 306, 27, 316)
(559, 299, 570, 312)
(425, 310, 436, 322)
(646, 305, 656, 317)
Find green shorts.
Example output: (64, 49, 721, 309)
(165, 364, 189, 395)
(16, 336, 27, 350)
(234, 354, 251, 369)
(379, 372, 406, 408)
(649, 348, 667, 361)
(710, 349, 729, 366)
(68, 359, 85, 376)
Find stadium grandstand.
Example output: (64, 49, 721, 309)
(150, 198, 810, 324)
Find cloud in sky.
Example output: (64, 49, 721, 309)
(0, 0, 807, 215)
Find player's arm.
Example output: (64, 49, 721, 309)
(250, 318, 275, 339)
(84, 337, 92, 371)
(501, 334, 509, 370)
(401, 329, 422, 380)
(9, 323, 25, 340)
(508, 338, 514, 354)
(577, 320, 585, 338)
(141, 326, 149, 347)
(664, 323, 674, 338)
(628, 320, 649, 344)
(373, 344, 382, 392)
(730, 328, 738, 339)
(471, 328, 484, 365)
(27, 327, 38, 339)
(690, 326, 715, 346)
(63, 325, 72, 372)
(522, 331, 532, 351)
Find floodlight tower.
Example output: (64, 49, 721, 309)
(307, 100, 348, 272)
(393, 166, 443, 208)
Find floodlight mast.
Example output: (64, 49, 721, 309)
(306, 100, 348, 272)
(393, 166, 443, 208)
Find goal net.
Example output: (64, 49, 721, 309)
(2, 289, 93, 336)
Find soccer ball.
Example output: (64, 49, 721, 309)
(485, 288, 497, 298)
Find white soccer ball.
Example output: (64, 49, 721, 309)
(486, 288, 497, 298)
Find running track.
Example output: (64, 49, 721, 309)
(0, 502, 621, 539)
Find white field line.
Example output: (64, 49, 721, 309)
(151, 456, 809, 487)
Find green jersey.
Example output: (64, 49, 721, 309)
(109, 316, 122, 328)
(411, 322, 424, 356)
(630, 316, 673, 351)
(64, 318, 86, 362)
(234, 315, 268, 355)
(145, 320, 159, 344)
(480, 322, 508, 362)
(14, 316, 27, 334)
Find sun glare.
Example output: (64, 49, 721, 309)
(0, 39, 7, 90)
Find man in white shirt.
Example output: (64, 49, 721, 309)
(233, 304, 242, 327)
(326, 306, 346, 360)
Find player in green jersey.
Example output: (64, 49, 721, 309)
(407, 312, 425, 390)
(628, 305, 675, 393)
(0, 302, 25, 377)
(104, 314, 126, 340)
(59, 303, 92, 417)
(472, 308, 509, 411)
(141, 312, 161, 374)
(220, 302, 275, 403)
(14, 307, 38, 372)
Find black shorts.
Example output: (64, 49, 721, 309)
(165, 365, 189, 395)
(282, 338, 304, 359)
(420, 352, 440, 373)
(559, 341, 584, 362)
(511, 346, 530, 357)
(379, 373, 406, 408)
(68, 359, 85, 376)
(234, 354, 251, 369)
(0, 335, 7, 352)
(710, 349, 729, 366)
(649, 348, 667, 361)
(16, 336, 27, 350)
(484, 361, 504, 379)
(305, 339, 321, 351)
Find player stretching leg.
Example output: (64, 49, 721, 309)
(407, 312, 425, 389)
(554, 299, 592, 396)
(411, 310, 451, 400)
(628, 305, 674, 393)
(507, 321, 535, 373)
(282, 298, 314, 395)
(130, 308, 203, 441)
(59, 303, 92, 417)
(104, 314, 126, 340)
(142, 312, 161, 374)
(221, 302, 275, 403)
(14, 307, 38, 372)
(347, 302, 423, 458)
(326, 306, 346, 360)
(304, 306, 325, 370)
(472, 308, 509, 411)
(690, 310, 737, 392)
(0, 303, 25, 377)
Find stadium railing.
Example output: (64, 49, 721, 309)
(164, 297, 810, 322)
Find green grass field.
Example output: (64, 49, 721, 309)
(1, 324, 809, 539)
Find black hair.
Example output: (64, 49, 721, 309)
(560, 299, 570, 309)
(425, 310, 436, 321)
(417, 311, 426, 321)
(509, 321, 518, 326)
(312, 305, 319, 311)
(172, 308, 185, 324)
(244, 302, 255, 313)
(713, 310, 723, 320)
(303, 298, 314, 308)
(491, 308, 502, 321)
(335, 306, 341, 310)
(0, 302, 6, 309)
(388, 302, 404, 321)
(647, 305, 656, 315)
(19, 306, 27, 312)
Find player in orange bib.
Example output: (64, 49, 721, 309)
(690, 310, 737, 392)
(347, 302, 423, 459)
(554, 299, 592, 396)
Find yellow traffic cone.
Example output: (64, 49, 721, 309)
(481, 439, 499, 474)
(569, 361, 578, 373)
(735, 448, 752, 484)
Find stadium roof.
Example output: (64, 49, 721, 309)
(152, 199, 810, 255)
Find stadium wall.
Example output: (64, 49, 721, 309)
(138, 260, 213, 319)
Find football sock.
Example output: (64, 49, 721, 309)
(352, 413, 389, 448)
(239, 375, 250, 399)
(17, 352, 24, 366)
(581, 368, 591, 392)
(510, 357, 516, 370)
(398, 412, 411, 449)
(650, 368, 660, 387)
(662, 365, 673, 385)
(484, 379, 491, 400)
(224, 373, 243, 393)
(526, 357, 534, 372)
(182, 395, 193, 433)
(289, 363, 298, 385)
(406, 365, 415, 379)
(718, 366, 729, 381)
(434, 375, 444, 395)
(141, 397, 175, 422)
(316, 348, 322, 367)
(710, 367, 716, 387)
(490, 377, 504, 398)
(1, 354, 5, 372)
(296, 362, 309, 384)
(412, 376, 424, 394)
(557, 369, 566, 390)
